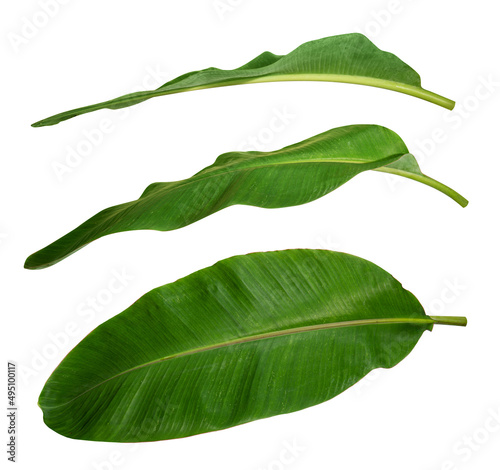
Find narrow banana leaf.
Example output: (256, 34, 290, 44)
(24, 125, 467, 270)
(39, 249, 467, 442)
(32, 33, 454, 127)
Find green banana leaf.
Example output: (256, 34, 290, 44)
(32, 33, 454, 127)
(39, 249, 467, 442)
(24, 125, 467, 270)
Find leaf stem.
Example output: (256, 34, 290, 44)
(430, 316, 467, 327)
(244, 74, 455, 110)
(374, 166, 469, 207)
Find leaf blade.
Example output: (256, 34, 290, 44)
(39, 249, 465, 442)
(32, 33, 454, 127)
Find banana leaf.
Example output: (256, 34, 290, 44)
(39, 249, 467, 442)
(25, 125, 467, 270)
(32, 33, 454, 127)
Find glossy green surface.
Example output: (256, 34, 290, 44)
(25, 125, 467, 269)
(39, 249, 466, 442)
(32, 33, 454, 127)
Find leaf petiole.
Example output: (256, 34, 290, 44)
(430, 316, 467, 327)
(375, 166, 469, 208)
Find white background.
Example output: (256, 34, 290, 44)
(2, 1, 499, 469)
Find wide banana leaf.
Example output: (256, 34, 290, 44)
(32, 33, 454, 127)
(39, 249, 467, 442)
(24, 125, 467, 270)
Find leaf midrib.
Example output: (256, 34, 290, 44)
(165, 74, 423, 94)
(41, 316, 432, 410)
(34, 73, 451, 127)
(139, 153, 405, 200)
(107, 74, 450, 110)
